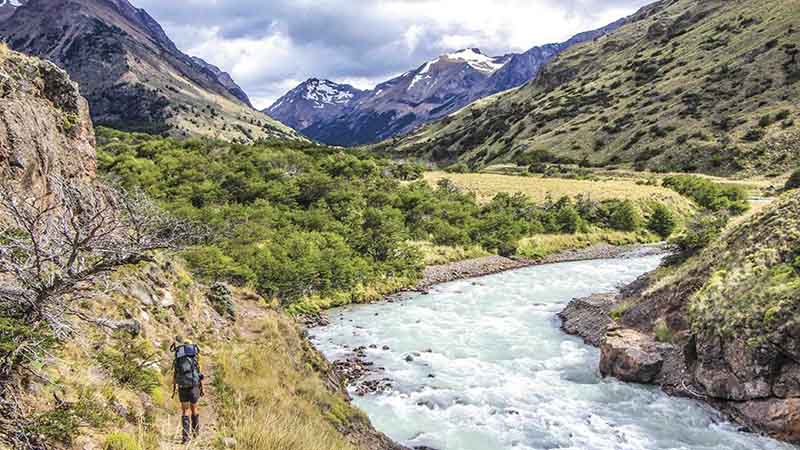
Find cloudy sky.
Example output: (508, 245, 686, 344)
(131, 0, 654, 109)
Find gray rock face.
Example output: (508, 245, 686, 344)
(558, 293, 617, 347)
(0, 49, 96, 198)
(265, 78, 366, 132)
(267, 19, 625, 147)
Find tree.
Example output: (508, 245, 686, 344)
(608, 200, 642, 231)
(647, 204, 677, 239)
(671, 212, 728, 255)
(0, 179, 189, 447)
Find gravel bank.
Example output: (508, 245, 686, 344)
(416, 243, 668, 290)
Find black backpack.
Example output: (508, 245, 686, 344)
(173, 344, 201, 388)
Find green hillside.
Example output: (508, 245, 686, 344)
(381, 0, 800, 176)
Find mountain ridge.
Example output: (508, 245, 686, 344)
(266, 20, 625, 147)
(0, 0, 300, 142)
(381, 0, 800, 176)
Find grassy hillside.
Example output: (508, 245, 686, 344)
(20, 257, 383, 450)
(423, 171, 695, 214)
(383, 0, 800, 176)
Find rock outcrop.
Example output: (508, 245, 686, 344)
(560, 190, 800, 444)
(599, 327, 671, 383)
(0, 45, 95, 197)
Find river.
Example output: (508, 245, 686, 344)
(312, 254, 795, 450)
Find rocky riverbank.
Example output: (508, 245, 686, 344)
(417, 243, 667, 290)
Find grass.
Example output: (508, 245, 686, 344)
(517, 231, 654, 260)
(391, 0, 800, 176)
(213, 313, 360, 450)
(410, 240, 490, 265)
(424, 171, 696, 217)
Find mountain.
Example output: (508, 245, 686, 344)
(267, 21, 624, 147)
(383, 0, 800, 176)
(0, 0, 23, 22)
(0, 0, 299, 142)
(190, 56, 252, 107)
(266, 78, 367, 131)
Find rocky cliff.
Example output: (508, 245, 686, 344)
(560, 190, 800, 443)
(0, 43, 95, 198)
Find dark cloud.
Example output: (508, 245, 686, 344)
(130, 0, 654, 107)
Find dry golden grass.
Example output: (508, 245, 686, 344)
(213, 312, 359, 450)
(517, 231, 654, 260)
(424, 171, 696, 215)
(410, 240, 490, 265)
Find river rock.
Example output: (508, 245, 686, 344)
(600, 328, 670, 383)
(558, 293, 618, 346)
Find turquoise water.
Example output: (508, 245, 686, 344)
(313, 255, 795, 450)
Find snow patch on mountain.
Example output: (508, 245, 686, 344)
(303, 79, 355, 108)
(444, 48, 507, 74)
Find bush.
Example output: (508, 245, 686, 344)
(647, 204, 677, 239)
(786, 168, 800, 190)
(608, 200, 642, 231)
(103, 432, 138, 450)
(445, 162, 469, 173)
(663, 175, 749, 214)
(95, 338, 161, 394)
(556, 206, 582, 234)
(671, 213, 729, 254)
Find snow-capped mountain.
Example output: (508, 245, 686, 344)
(265, 78, 367, 131)
(268, 19, 626, 147)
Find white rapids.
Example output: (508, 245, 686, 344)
(312, 254, 796, 450)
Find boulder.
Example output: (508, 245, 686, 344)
(600, 328, 670, 383)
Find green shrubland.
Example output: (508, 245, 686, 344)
(662, 175, 749, 214)
(97, 128, 679, 310)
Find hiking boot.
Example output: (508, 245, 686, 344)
(181, 415, 191, 443)
(191, 414, 200, 436)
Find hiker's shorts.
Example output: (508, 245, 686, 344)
(178, 386, 201, 404)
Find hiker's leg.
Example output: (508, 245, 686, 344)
(181, 402, 191, 443)
(190, 388, 200, 435)
(191, 403, 200, 436)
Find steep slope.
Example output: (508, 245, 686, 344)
(190, 56, 252, 107)
(269, 21, 624, 147)
(0, 0, 299, 142)
(386, 0, 800, 176)
(266, 78, 367, 131)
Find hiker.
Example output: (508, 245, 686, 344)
(172, 337, 204, 444)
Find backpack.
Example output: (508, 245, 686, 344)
(173, 344, 201, 388)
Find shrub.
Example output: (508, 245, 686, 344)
(654, 320, 675, 343)
(662, 175, 749, 214)
(103, 432, 138, 450)
(671, 213, 729, 254)
(556, 206, 582, 234)
(786, 168, 800, 190)
(95, 338, 161, 394)
(445, 162, 469, 173)
(647, 204, 677, 239)
(608, 200, 642, 231)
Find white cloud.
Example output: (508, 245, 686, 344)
(132, 0, 654, 109)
